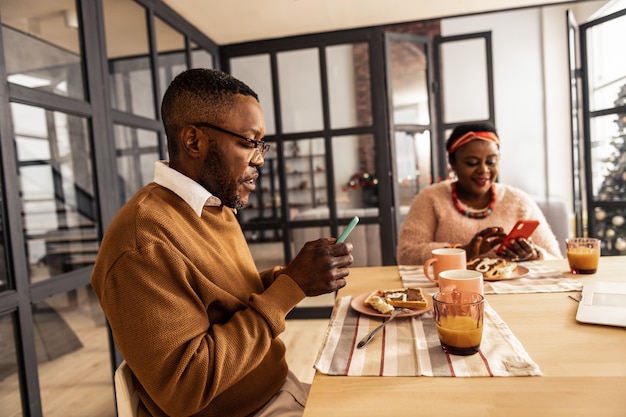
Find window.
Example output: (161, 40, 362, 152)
(581, 8, 626, 255)
(104, 0, 156, 118)
(1, 1, 85, 100)
(12, 103, 98, 282)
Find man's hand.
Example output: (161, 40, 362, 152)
(281, 238, 353, 297)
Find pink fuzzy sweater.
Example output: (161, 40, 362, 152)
(396, 181, 563, 265)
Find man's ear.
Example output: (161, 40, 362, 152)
(180, 125, 203, 159)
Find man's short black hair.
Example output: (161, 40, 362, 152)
(161, 69, 258, 160)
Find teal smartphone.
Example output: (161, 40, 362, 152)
(337, 216, 359, 243)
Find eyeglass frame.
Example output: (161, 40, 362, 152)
(193, 122, 270, 160)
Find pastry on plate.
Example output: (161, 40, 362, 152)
(365, 287, 427, 314)
(364, 292, 394, 314)
(467, 257, 518, 278)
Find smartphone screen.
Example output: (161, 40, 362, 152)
(496, 220, 539, 254)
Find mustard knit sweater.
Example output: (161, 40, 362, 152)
(396, 181, 563, 265)
(91, 183, 305, 417)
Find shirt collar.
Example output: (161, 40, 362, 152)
(153, 160, 222, 217)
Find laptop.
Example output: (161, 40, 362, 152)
(576, 281, 626, 327)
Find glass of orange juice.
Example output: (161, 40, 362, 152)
(432, 291, 484, 356)
(565, 238, 601, 274)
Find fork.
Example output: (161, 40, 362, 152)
(357, 308, 410, 349)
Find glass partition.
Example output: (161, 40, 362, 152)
(586, 13, 626, 112)
(12, 103, 98, 282)
(394, 129, 432, 203)
(0, 314, 21, 413)
(33, 287, 114, 415)
(387, 36, 433, 205)
(440, 38, 489, 123)
(240, 144, 282, 242)
(0, 171, 9, 292)
(333, 134, 376, 210)
(0, 1, 84, 100)
(155, 17, 186, 103)
(114, 124, 160, 203)
(284, 138, 327, 212)
(277, 48, 323, 133)
(326, 43, 372, 129)
(582, 10, 626, 255)
(590, 113, 624, 200)
(103, 0, 156, 118)
(230, 54, 276, 135)
(191, 42, 214, 69)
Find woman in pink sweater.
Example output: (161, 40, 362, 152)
(397, 122, 562, 265)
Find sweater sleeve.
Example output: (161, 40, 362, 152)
(397, 184, 455, 264)
(259, 265, 284, 288)
(97, 244, 304, 416)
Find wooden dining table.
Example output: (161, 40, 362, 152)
(303, 256, 626, 417)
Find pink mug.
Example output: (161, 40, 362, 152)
(438, 269, 484, 295)
(423, 248, 467, 283)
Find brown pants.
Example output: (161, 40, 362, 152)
(253, 371, 311, 417)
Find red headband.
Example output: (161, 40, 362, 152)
(448, 131, 500, 154)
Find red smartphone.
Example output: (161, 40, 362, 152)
(496, 220, 540, 255)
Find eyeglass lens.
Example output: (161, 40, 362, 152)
(252, 143, 270, 161)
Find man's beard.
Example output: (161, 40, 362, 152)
(200, 144, 247, 210)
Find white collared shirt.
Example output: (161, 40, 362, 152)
(153, 160, 222, 217)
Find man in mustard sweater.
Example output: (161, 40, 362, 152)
(91, 68, 353, 416)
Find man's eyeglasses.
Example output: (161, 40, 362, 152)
(194, 122, 270, 161)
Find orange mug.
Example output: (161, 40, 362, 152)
(423, 248, 467, 283)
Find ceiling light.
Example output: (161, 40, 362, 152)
(8, 74, 51, 88)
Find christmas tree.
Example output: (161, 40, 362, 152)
(594, 82, 626, 254)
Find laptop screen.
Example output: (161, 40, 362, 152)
(591, 292, 626, 308)
(576, 281, 626, 328)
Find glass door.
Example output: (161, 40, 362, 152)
(567, 10, 586, 236)
(384, 33, 437, 235)
(580, 7, 626, 255)
(433, 32, 495, 181)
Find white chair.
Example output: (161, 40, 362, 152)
(114, 360, 139, 417)
(536, 200, 571, 256)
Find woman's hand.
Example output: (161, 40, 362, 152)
(496, 237, 539, 261)
(463, 227, 506, 259)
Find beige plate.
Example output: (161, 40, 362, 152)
(482, 265, 530, 281)
(350, 292, 431, 318)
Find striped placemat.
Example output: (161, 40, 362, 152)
(399, 261, 583, 294)
(314, 296, 542, 377)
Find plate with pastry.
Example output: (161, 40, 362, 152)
(351, 288, 431, 318)
(467, 257, 529, 281)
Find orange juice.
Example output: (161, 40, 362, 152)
(566, 247, 599, 274)
(436, 315, 483, 354)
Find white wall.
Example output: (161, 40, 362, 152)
(440, 1, 606, 219)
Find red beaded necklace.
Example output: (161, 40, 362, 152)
(451, 181, 496, 219)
